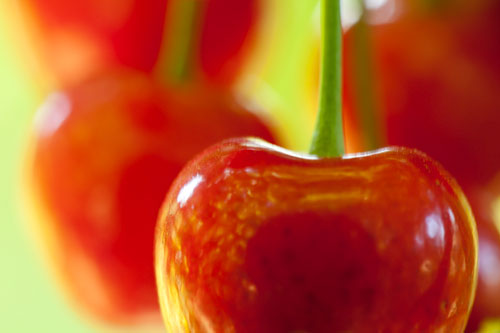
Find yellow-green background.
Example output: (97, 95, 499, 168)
(0, 2, 92, 331)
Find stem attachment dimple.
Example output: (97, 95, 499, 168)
(309, 0, 345, 158)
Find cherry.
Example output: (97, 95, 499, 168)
(21, 0, 168, 81)
(21, 0, 259, 85)
(198, 0, 258, 85)
(27, 67, 275, 325)
(343, 0, 500, 185)
(155, 138, 477, 332)
(343, 1, 500, 328)
(155, 1, 478, 331)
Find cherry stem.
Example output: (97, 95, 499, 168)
(310, 0, 345, 157)
(351, 7, 385, 150)
(157, 0, 204, 84)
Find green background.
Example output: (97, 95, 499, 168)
(0, 5, 93, 332)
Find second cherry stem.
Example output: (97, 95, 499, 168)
(310, 0, 345, 158)
(157, 0, 204, 84)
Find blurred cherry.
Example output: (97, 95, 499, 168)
(344, 0, 500, 185)
(21, 0, 260, 86)
(199, 0, 258, 85)
(343, 0, 500, 329)
(22, 0, 168, 81)
(27, 67, 275, 325)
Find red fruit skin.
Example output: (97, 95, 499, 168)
(24, 0, 168, 74)
(155, 138, 478, 332)
(28, 69, 275, 325)
(343, 2, 500, 328)
(22, 0, 259, 86)
(344, 0, 500, 185)
(199, 0, 258, 85)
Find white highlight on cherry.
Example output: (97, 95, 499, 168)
(34, 92, 71, 138)
(177, 174, 204, 208)
(425, 213, 445, 242)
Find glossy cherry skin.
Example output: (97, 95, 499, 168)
(343, 2, 500, 328)
(28, 69, 275, 325)
(155, 137, 478, 332)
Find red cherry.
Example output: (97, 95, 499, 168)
(343, 1, 500, 328)
(155, 137, 477, 332)
(199, 0, 258, 85)
(27, 69, 275, 325)
(22, 0, 168, 78)
(21, 0, 259, 86)
(344, 0, 500, 185)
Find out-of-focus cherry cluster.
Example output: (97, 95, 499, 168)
(21, 0, 277, 329)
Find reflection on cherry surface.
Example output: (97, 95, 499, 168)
(343, 1, 500, 329)
(156, 138, 477, 332)
(28, 69, 275, 325)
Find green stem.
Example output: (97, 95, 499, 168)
(156, 0, 204, 84)
(309, 0, 345, 157)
